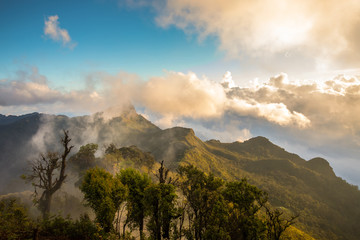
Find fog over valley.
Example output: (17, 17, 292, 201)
(1, 1, 360, 239)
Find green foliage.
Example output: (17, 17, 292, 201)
(6, 165, 298, 240)
(145, 183, 178, 240)
(117, 168, 151, 240)
(39, 214, 99, 239)
(0, 198, 113, 240)
(0, 198, 33, 240)
(80, 167, 127, 232)
(223, 180, 268, 240)
(178, 165, 229, 240)
(104, 145, 156, 173)
(177, 165, 297, 240)
(69, 143, 99, 172)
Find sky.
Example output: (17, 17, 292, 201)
(1, 0, 360, 186)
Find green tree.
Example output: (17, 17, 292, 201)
(178, 165, 228, 240)
(117, 168, 151, 240)
(0, 198, 33, 240)
(222, 180, 268, 240)
(69, 143, 98, 171)
(145, 183, 177, 240)
(23, 130, 73, 218)
(105, 143, 118, 155)
(80, 167, 127, 233)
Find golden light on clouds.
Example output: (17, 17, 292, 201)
(156, 0, 360, 70)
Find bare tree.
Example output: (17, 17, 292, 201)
(24, 130, 73, 218)
(265, 204, 299, 240)
(155, 160, 178, 185)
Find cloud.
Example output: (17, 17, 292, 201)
(0, 68, 311, 129)
(224, 72, 360, 164)
(0, 68, 110, 114)
(44, 15, 76, 48)
(3, 67, 360, 184)
(229, 72, 360, 138)
(140, 71, 227, 119)
(0, 67, 62, 106)
(221, 71, 236, 89)
(228, 99, 310, 128)
(3, 67, 360, 140)
(152, 0, 360, 70)
(131, 71, 310, 128)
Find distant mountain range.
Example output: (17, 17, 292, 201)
(1, 106, 360, 239)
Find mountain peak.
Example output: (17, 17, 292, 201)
(245, 136, 272, 145)
(98, 104, 136, 121)
(307, 157, 335, 176)
(162, 127, 195, 138)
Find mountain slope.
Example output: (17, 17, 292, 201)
(178, 135, 360, 240)
(1, 108, 360, 239)
(0, 106, 160, 193)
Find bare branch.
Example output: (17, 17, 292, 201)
(23, 130, 73, 218)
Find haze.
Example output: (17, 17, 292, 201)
(1, 0, 360, 186)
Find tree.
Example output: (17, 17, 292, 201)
(69, 143, 98, 172)
(23, 130, 73, 218)
(80, 167, 127, 233)
(156, 160, 177, 185)
(178, 165, 227, 240)
(222, 180, 268, 240)
(145, 182, 178, 239)
(118, 168, 151, 240)
(105, 143, 118, 155)
(0, 198, 33, 239)
(265, 205, 298, 240)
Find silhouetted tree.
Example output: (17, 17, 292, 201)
(23, 130, 73, 218)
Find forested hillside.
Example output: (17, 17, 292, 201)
(0, 108, 359, 239)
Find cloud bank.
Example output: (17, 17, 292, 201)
(135, 0, 360, 71)
(0, 68, 309, 128)
(44, 15, 76, 48)
(3, 67, 360, 140)
(0, 67, 108, 114)
(2, 67, 360, 184)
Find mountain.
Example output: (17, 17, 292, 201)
(0, 106, 159, 193)
(0, 107, 360, 239)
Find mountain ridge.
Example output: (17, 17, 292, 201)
(0, 108, 359, 239)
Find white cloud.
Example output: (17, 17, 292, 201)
(1, 66, 314, 130)
(152, 0, 360, 70)
(3, 67, 360, 184)
(139, 71, 227, 119)
(44, 15, 76, 48)
(221, 71, 236, 89)
(0, 68, 108, 114)
(228, 99, 310, 128)
(0, 68, 312, 129)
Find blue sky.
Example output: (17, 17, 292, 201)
(1, 0, 360, 186)
(0, 0, 222, 89)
